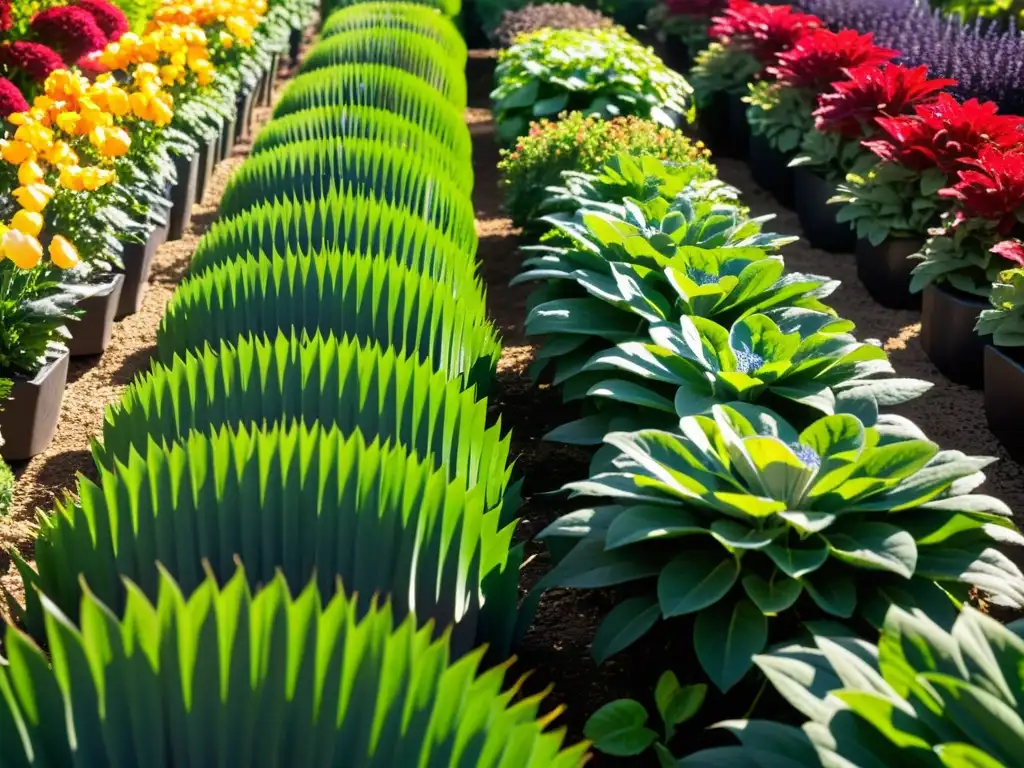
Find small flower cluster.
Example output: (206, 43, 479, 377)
(96, 24, 216, 89)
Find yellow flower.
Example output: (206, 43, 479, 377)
(11, 209, 44, 238)
(13, 184, 55, 213)
(80, 166, 115, 191)
(219, 31, 234, 49)
(90, 125, 132, 157)
(17, 161, 44, 186)
(160, 64, 184, 84)
(59, 165, 85, 191)
(45, 140, 78, 168)
(105, 87, 131, 117)
(1, 139, 34, 165)
(2, 229, 44, 269)
(14, 122, 54, 153)
(56, 111, 82, 135)
(49, 235, 80, 270)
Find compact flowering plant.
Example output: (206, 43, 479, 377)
(746, 28, 896, 153)
(690, 0, 821, 108)
(29, 5, 110, 63)
(976, 263, 1024, 346)
(646, 0, 727, 53)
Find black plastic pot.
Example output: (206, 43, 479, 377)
(289, 25, 302, 65)
(654, 37, 691, 74)
(195, 130, 218, 204)
(726, 93, 749, 162)
(748, 132, 794, 207)
(234, 86, 255, 142)
(218, 111, 237, 161)
(698, 91, 736, 158)
(0, 351, 70, 461)
(116, 225, 161, 319)
(855, 237, 924, 310)
(984, 345, 1024, 459)
(920, 283, 990, 388)
(67, 274, 124, 358)
(793, 168, 856, 253)
(260, 54, 279, 107)
(167, 151, 199, 241)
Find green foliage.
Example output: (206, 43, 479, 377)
(157, 247, 498, 390)
(745, 80, 815, 154)
(910, 221, 1010, 297)
(273, 64, 469, 157)
(0, 262, 78, 377)
(321, 1, 468, 63)
(491, 26, 693, 145)
(830, 162, 946, 245)
(791, 127, 877, 183)
(109, 0, 161, 33)
(689, 42, 761, 108)
(539, 403, 1024, 690)
(497, 111, 713, 227)
(584, 671, 705, 763)
(647, 2, 713, 51)
(717, 604, 1024, 768)
(325, 0, 461, 18)
(1, 566, 587, 768)
(0, 456, 13, 517)
(300, 28, 467, 108)
(931, 0, 1024, 23)
(977, 267, 1024, 345)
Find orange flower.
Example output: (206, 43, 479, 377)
(1, 140, 34, 165)
(17, 161, 44, 186)
(90, 125, 132, 157)
(13, 184, 55, 213)
(58, 165, 85, 191)
(11, 209, 43, 237)
(49, 236, 80, 269)
(2, 229, 44, 269)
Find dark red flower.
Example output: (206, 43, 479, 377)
(866, 93, 1024, 174)
(29, 6, 108, 64)
(0, 76, 28, 119)
(768, 29, 899, 92)
(710, 1, 823, 63)
(0, 41, 65, 84)
(814, 64, 956, 139)
(940, 146, 1024, 233)
(666, 0, 726, 17)
(0, 0, 12, 33)
(72, 0, 129, 41)
(992, 240, 1024, 266)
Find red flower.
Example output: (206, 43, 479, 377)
(866, 93, 1024, 174)
(73, 0, 129, 41)
(768, 29, 898, 92)
(0, 0, 12, 32)
(666, 0, 726, 17)
(29, 6, 108, 64)
(710, 1, 822, 63)
(814, 64, 956, 139)
(940, 146, 1024, 233)
(992, 240, 1024, 266)
(0, 76, 28, 118)
(0, 41, 65, 84)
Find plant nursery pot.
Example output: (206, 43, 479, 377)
(0, 351, 70, 461)
(653, 37, 691, 74)
(67, 274, 124, 358)
(726, 93, 750, 162)
(234, 86, 255, 142)
(116, 225, 161, 319)
(855, 237, 924, 311)
(748, 131, 794, 207)
(289, 25, 302, 65)
(167, 150, 199, 242)
(793, 168, 856, 253)
(920, 283, 991, 388)
(984, 345, 1024, 459)
(698, 91, 736, 158)
(260, 54, 279, 107)
(218, 111, 237, 161)
(195, 130, 218, 204)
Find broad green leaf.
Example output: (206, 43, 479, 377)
(742, 573, 802, 615)
(694, 598, 767, 691)
(654, 672, 706, 728)
(657, 551, 739, 617)
(591, 596, 662, 664)
(583, 700, 658, 757)
(827, 523, 918, 579)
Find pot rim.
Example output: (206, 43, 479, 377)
(5, 347, 70, 386)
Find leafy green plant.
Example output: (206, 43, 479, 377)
(0, 457, 12, 516)
(829, 162, 947, 246)
(273, 64, 469, 158)
(910, 221, 1013, 297)
(2, 566, 587, 767)
(321, 1, 468, 64)
(190, 186, 477, 276)
(326, 0, 461, 17)
(977, 266, 1024, 345)
(689, 42, 762, 108)
(13, 422, 517, 654)
(0, 262, 79, 377)
(709, 604, 1024, 768)
(299, 28, 467, 108)
(538, 403, 1024, 691)
(646, 1, 716, 54)
(498, 112, 713, 227)
(157, 247, 498, 391)
(745, 80, 815, 154)
(585, 671, 706, 765)
(491, 26, 693, 145)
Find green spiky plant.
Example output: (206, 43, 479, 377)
(273, 65, 469, 159)
(96, 331, 516, 520)
(709, 605, 1024, 768)
(191, 187, 477, 276)
(156, 247, 499, 391)
(538, 404, 1024, 691)
(321, 2, 468, 64)
(250, 106, 473, 189)
(324, 0, 461, 18)
(13, 423, 517, 655)
(216, 138, 474, 223)
(1, 566, 588, 767)
(300, 28, 467, 108)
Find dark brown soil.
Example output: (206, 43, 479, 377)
(0, 32, 318, 612)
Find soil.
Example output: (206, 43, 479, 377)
(0, 30, 319, 613)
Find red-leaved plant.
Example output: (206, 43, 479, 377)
(710, 0, 822, 63)
(769, 29, 898, 92)
(941, 146, 1024, 234)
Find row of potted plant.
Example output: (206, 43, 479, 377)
(490, 16, 1024, 764)
(0, 0, 309, 465)
(0, 1, 592, 762)
(650, 0, 1024, 460)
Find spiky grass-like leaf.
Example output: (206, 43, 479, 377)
(300, 28, 466, 108)
(192, 186, 476, 276)
(217, 138, 472, 225)
(251, 105, 473, 189)
(322, 2, 467, 64)
(157, 247, 498, 390)
(1, 566, 589, 767)
(273, 63, 469, 160)
(326, 0, 462, 15)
